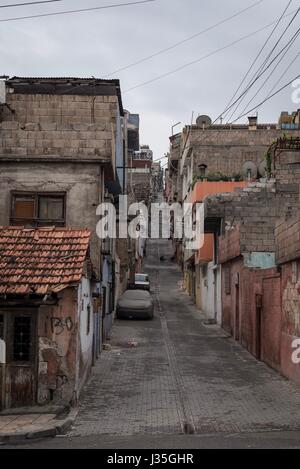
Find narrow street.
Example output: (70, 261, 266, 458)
(6, 238, 300, 449)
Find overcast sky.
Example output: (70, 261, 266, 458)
(0, 0, 299, 163)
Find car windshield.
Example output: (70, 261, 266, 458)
(135, 274, 149, 282)
(123, 290, 150, 299)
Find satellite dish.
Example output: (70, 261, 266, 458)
(196, 115, 212, 127)
(258, 160, 267, 177)
(242, 161, 257, 180)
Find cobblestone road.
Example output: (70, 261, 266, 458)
(70, 239, 300, 438)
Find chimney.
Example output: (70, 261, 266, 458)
(248, 115, 258, 130)
(0, 80, 6, 104)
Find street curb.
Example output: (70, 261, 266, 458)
(0, 408, 78, 444)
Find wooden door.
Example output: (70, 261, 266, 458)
(235, 284, 240, 342)
(5, 311, 37, 408)
(261, 276, 281, 371)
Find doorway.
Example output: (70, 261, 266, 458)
(2, 310, 37, 409)
(235, 284, 240, 342)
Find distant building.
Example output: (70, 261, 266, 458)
(129, 143, 154, 205)
(134, 144, 153, 161)
(152, 161, 164, 193)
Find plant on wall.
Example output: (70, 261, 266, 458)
(192, 172, 242, 187)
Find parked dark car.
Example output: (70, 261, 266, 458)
(116, 290, 154, 320)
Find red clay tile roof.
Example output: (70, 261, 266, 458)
(0, 227, 91, 296)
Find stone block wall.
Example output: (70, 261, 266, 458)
(0, 93, 119, 160)
(206, 180, 299, 254)
(186, 127, 300, 177)
(218, 225, 241, 264)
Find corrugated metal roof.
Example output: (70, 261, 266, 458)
(0, 226, 91, 296)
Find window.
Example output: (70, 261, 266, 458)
(135, 274, 149, 282)
(38, 196, 64, 220)
(12, 316, 32, 362)
(11, 192, 66, 227)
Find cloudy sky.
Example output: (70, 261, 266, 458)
(0, 0, 299, 164)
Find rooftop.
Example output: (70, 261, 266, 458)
(0, 226, 91, 296)
(4, 76, 124, 115)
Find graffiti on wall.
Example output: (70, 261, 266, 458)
(50, 317, 74, 335)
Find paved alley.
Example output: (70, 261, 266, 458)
(4, 238, 300, 449)
(69, 239, 300, 438)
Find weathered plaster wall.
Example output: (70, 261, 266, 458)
(37, 288, 78, 405)
(37, 280, 94, 406)
(221, 258, 282, 370)
(77, 277, 93, 397)
(0, 162, 103, 276)
(200, 262, 215, 321)
(280, 261, 300, 385)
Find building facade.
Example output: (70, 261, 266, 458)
(0, 227, 95, 409)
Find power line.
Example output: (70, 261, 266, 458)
(124, 9, 298, 93)
(0, 0, 61, 7)
(229, 73, 300, 123)
(225, 4, 299, 122)
(0, 0, 155, 22)
(221, 0, 293, 122)
(212, 12, 300, 125)
(263, 50, 300, 101)
(238, 29, 300, 117)
(103, 0, 265, 78)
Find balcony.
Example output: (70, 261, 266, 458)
(189, 180, 248, 204)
